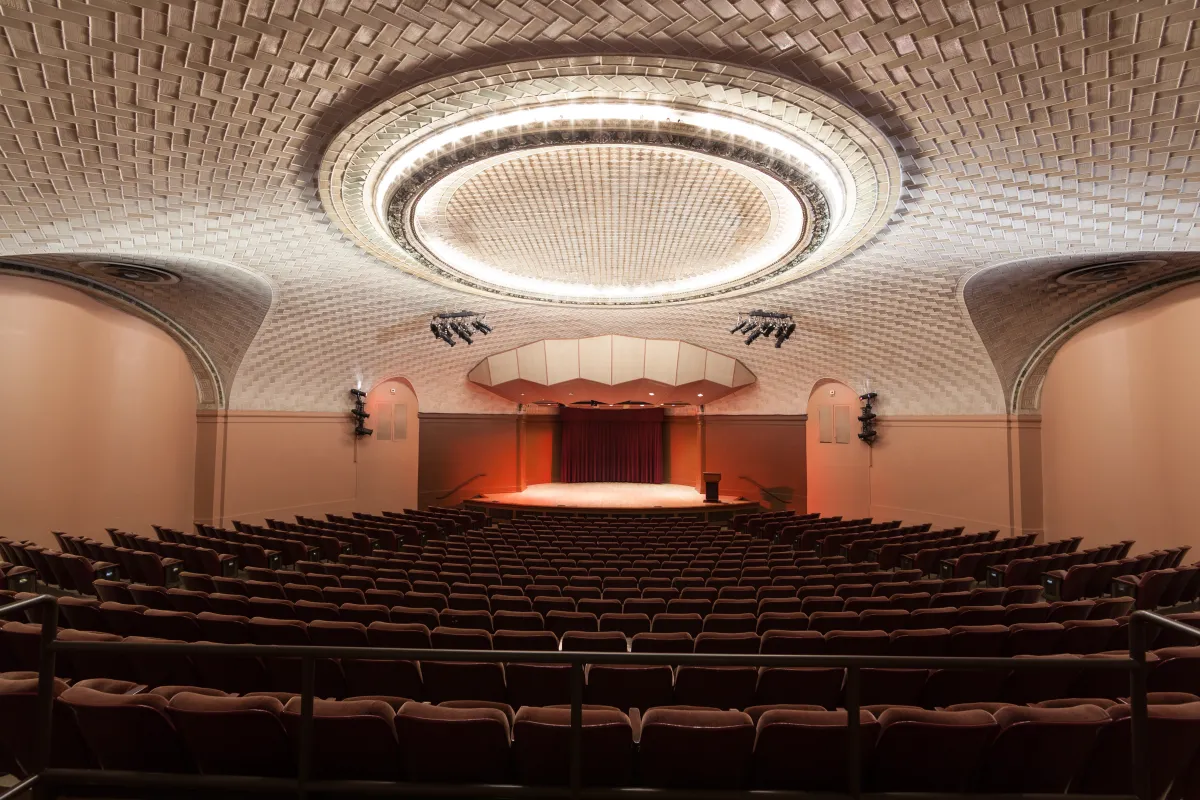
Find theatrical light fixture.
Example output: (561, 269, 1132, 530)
(858, 391, 879, 446)
(349, 388, 373, 438)
(430, 310, 491, 347)
(731, 310, 795, 349)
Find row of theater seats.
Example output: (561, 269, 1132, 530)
(6, 608, 1200, 708)
(734, 508, 822, 534)
(75, 574, 1142, 629)
(67, 591, 1143, 644)
(0, 536, 124, 595)
(197, 523, 371, 560)
(3, 672, 1200, 796)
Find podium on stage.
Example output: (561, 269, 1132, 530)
(702, 472, 722, 503)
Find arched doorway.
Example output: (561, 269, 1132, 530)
(355, 377, 420, 513)
(805, 379, 871, 519)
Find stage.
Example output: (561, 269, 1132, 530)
(465, 482, 759, 522)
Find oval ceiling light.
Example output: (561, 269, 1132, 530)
(321, 56, 901, 306)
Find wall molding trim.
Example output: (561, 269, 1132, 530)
(198, 410, 350, 424)
(877, 414, 1037, 429)
(703, 414, 808, 423)
(419, 413, 520, 422)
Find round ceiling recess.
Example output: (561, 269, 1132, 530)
(80, 261, 181, 284)
(1054, 259, 1169, 286)
(321, 57, 901, 306)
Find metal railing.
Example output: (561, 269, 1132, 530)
(2, 593, 1197, 800)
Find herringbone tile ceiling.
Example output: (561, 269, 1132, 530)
(1, 0, 1198, 415)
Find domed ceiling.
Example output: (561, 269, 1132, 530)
(1, 2, 1197, 415)
(319, 57, 900, 305)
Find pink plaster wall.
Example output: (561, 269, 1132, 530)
(1042, 282, 1200, 551)
(805, 381, 872, 519)
(0, 276, 197, 546)
(356, 379, 420, 513)
(869, 417, 1017, 535)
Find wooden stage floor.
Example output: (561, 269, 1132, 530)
(465, 482, 758, 521)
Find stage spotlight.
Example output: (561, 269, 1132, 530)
(430, 311, 494, 347)
(730, 310, 794, 348)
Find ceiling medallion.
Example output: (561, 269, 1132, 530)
(321, 57, 902, 306)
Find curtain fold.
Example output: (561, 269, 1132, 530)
(559, 408, 664, 483)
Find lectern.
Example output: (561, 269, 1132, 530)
(702, 472, 722, 503)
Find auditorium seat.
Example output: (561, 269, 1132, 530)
(512, 706, 635, 786)
(971, 704, 1109, 793)
(61, 684, 196, 772)
(281, 697, 403, 780)
(167, 692, 294, 776)
(752, 708, 878, 790)
(638, 708, 755, 789)
(395, 702, 510, 783)
(1072, 702, 1200, 799)
(869, 708, 999, 792)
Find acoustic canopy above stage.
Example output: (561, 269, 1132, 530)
(560, 407, 664, 484)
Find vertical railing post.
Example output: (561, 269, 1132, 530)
(845, 665, 861, 800)
(1129, 614, 1151, 800)
(297, 656, 316, 800)
(569, 660, 584, 800)
(35, 597, 59, 775)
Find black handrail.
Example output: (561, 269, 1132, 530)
(737, 475, 789, 507)
(2, 594, 1197, 800)
(435, 473, 487, 501)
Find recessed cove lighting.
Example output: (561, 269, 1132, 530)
(322, 56, 903, 306)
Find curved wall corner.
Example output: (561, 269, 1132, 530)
(1041, 282, 1200, 550)
(0, 275, 197, 546)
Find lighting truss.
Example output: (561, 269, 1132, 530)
(730, 310, 796, 348)
(430, 310, 491, 347)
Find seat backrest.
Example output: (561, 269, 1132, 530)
(281, 697, 402, 780)
(61, 685, 193, 773)
(973, 704, 1109, 793)
(639, 708, 755, 789)
(395, 701, 511, 782)
(512, 706, 634, 786)
(1073, 701, 1200, 799)
(752, 709, 878, 791)
(167, 692, 294, 776)
(871, 708, 999, 792)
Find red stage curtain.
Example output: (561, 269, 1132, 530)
(559, 407, 664, 483)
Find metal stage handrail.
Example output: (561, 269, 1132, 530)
(2, 594, 1196, 800)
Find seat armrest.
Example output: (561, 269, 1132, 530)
(628, 707, 642, 742)
(1041, 571, 1066, 601)
(219, 555, 240, 577)
(985, 566, 1005, 588)
(938, 559, 957, 579)
(1111, 576, 1138, 597)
